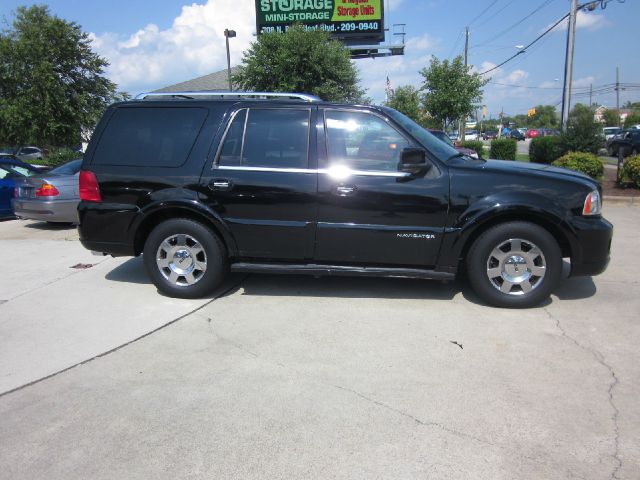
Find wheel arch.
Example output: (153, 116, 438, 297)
(459, 211, 573, 263)
(132, 202, 237, 257)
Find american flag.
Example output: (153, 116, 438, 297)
(385, 76, 394, 102)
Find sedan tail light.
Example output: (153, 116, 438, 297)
(35, 182, 59, 197)
(79, 170, 102, 202)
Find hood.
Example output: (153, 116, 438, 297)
(481, 159, 595, 183)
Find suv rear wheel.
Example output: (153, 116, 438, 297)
(143, 218, 226, 298)
(466, 222, 562, 308)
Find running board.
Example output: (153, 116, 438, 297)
(230, 262, 455, 281)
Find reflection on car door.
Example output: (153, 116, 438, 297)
(201, 106, 317, 260)
(315, 108, 449, 267)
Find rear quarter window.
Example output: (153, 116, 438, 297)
(92, 107, 208, 167)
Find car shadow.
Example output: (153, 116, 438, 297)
(104, 257, 597, 305)
(23, 220, 76, 230)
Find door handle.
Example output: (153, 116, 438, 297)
(334, 184, 357, 196)
(209, 179, 233, 191)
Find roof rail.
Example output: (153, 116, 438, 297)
(135, 91, 322, 102)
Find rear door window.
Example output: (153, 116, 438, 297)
(92, 107, 208, 167)
(218, 108, 310, 169)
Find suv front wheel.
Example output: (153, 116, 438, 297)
(466, 222, 562, 308)
(143, 218, 226, 298)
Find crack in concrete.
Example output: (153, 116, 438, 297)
(331, 384, 492, 447)
(544, 308, 622, 479)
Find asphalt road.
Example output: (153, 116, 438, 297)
(0, 209, 639, 480)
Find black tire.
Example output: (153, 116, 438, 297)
(607, 146, 614, 157)
(466, 222, 562, 308)
(632, 148, 638, 156)
(143, 218, 227, 299)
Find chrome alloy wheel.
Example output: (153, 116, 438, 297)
(156, 234, 207, 286)
(485, 238, 547, 295)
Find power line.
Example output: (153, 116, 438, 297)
(473, 0, 556, 49)
(479, 12, 569, 75)
(467, 0, 501, 27)
(475, 0, 516, 28)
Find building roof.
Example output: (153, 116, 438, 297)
(153, 66, 240, 93)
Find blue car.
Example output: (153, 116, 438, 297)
(1, 165, 24, 217)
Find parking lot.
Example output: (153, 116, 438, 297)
(1, 207, 639, 479)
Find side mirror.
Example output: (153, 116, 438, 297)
(398, 147, 429, 174)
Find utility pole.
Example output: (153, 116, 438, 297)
(589, 83, 593, 107)
(224, 28, 236, 92)
(560, 0, 578, 131)
(460, 26, 469, 142)
(615, 66, 621, 128)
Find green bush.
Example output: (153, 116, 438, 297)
(560, 104, 604, 154)
(459, 140, 485, 159)
(42, 147, 82, 167)
(621, 155, 640, 188)
(529, 136, 564, 164)
(490, 138, 517, 160)
(552, 152, 604, 180)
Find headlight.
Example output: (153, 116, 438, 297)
(471, 152, 479, 159)
(583, 190, 601, 216)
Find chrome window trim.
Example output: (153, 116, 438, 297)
(215, 165, 409, 178)
(213, 108, 247, 167)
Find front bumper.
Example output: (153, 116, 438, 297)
(12, 198, 79, 223)
(568, 216, 613, 277)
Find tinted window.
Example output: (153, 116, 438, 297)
(93, 107, 207, 167)
(218, 109, 247, 166)
(219, 108, 310, 169)
(325, 110, 409, 172)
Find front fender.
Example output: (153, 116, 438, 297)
(438, 192, 581, 270)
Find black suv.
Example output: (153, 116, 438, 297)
(78, 92, 612, 308)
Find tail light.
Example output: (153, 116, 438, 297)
(79, 170, 102, 202)
(35, 183, 59, 197)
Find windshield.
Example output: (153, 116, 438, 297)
(50, 159, 82, 175)
(429, 130, 455, 147)
(604, 128, 620, 134)
(379, 106, 459, 161)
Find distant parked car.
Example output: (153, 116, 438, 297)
(14, 146, 43, 162)
(482, 131, 498, 140)
(464, 130, 479, 141)
(606, 129, 640, 157)
(0, 164, 30, 218)
(429, 130, 479, 158)
(527, 129, 540, 139)
(603, 127, 622, 141)
(12, 159, 82, 224)
(448, 132, 459, 141)
(0, 155, 41, 176)
(509, 129, 525, 141)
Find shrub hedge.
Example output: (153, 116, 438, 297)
(622, 155, 640, 188)
(490, 138, 517, 160)
(552, 152, 604, 180)
(529, 136, 564, 164)
(459, 140, 485, 159)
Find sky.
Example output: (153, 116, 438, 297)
(1, 0, 638, 118)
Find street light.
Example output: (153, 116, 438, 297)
(224, 28, 236, 92)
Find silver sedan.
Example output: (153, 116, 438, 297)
(12, 159, 82, 224)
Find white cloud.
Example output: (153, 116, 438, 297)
(405, 33, 437, 52)
(90, 0, 256, 94)
(547, 10, 610, 33)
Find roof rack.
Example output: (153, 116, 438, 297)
(135, 91, 322, 102)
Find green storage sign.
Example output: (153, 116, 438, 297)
(255, 0, 385, 42)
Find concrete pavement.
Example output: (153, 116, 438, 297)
(0, 208, 638, 479)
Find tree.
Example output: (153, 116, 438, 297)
(233, 25, 366, 103)
(602, 109, 620, 127)
(527, 105, 558, 128)
(0, 6, 118, 147)
(385, 85, 424, 124)
(623, 111, 640, 129)
(419, 55, 487, 131)
(560, 103, 603, 154)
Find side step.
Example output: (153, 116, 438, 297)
(230, 262, 455, 281)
